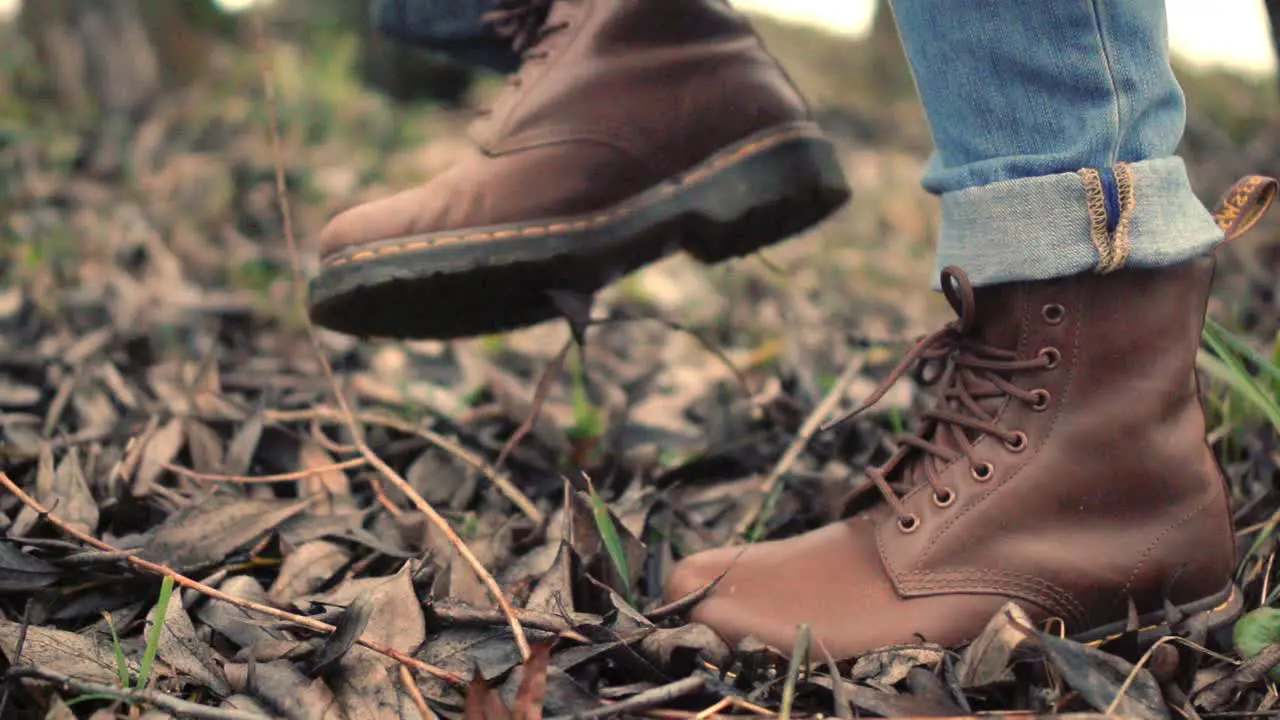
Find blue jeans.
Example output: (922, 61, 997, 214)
(373, 0, 1223, 287)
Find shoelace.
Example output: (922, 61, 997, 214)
(475, 0, 570, 116)
(825, 266, 1058, 532)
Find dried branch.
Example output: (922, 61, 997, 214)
(161, 458, 367, 484)
(0, 471, 462, 685)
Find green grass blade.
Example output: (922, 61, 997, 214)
(136, 576, 175, 691)
(779, 623, 811, 720)
(1198, 334, 1280, 433)
(1205, 319, 1280, 385)
(584, 476, 634, 607)
(101, 611, 130, 690)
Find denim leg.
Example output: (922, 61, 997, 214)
(370, 0, 519, 73)
(888, 0, 1224, 287)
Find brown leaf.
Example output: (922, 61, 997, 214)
(850, 643, 945, 690)
(183, 418, 225, 474)
(466, 668, 515, 720)
(513, 641, 554, 720)
(137, 497, 310, 569)
(224, 411, 265, 477)
(268, 540, 353, 607)
(954, 601, 1035, 688)
(638, 625, 730, 675)
(224, 660, 346, 720)
(134, 416, 185, 495)
(305, 561, 426, 654)
(298, 441, 355, 516)
(0, 620, 137, 685)
(199, 575, 277, 650)
(1038, 632, 1170, 720)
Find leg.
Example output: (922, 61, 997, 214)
(664, 1, 1277, 658)
(370, 0, 520, 72)
(897, 0, 1222, 286)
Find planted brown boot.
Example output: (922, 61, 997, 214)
(308, 0, 850, 339)
(663, 243, 1261, 659)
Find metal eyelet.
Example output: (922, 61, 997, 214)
(898, 514, 921, 533)
(1004, 431, 1028, 453)
(970, 462, 995, 482)
(932, 488, 956, 508)
(1041, 303, 1065, 325)
(1029, 389, 1051, 411)
(1039, 346, 1061, 370)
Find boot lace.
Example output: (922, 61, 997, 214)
(475, 0, 570, 116)
(826, 266, 1058, 532)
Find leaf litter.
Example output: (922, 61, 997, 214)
(1, 9, 1280, 720)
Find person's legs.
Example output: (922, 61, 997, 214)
(664, 2, 1278, 658)
(369, 0, 519, 72)
(894, 0, 1223, 287)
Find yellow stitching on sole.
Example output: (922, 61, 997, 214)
(323, 125, 823, 268)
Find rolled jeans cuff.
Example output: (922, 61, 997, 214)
(932, 157, 1224, 289)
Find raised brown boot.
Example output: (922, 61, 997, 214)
(663, 249, 1251, 659)
(308, 0, 850, 339)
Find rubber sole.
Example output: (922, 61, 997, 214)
(1076, 582, 1243, 647)
(307, 122, 851, 339)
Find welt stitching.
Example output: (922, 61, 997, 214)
(324, 125, 819, 268)
(902, 570, 1083, 621)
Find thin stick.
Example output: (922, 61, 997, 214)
(0, 472, 461, 685)
(252, 17, 530, 659)
(546, 676, 708, 720)
(400, 664, 438, 720)
(161, 458, 367, 484)
(734, 354, 866, 541)
(8, 666, 270, 720)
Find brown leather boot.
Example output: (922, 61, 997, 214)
(663, 253, 1246, 659)
(308, 0, 850, 339)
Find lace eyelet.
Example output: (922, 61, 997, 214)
(932, 488, 956, 508)
(1004, 431, 1028, 453)
(1039, 346, 1061, 370)
(1029, 388, 1051, 411)
(970, 462, 995, 482)
(898, 514, 921, 533)
(1041, 303, 1065, 325)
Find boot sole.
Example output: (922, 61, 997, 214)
(307, 121, 851, 339)
(1075, 582, 1243, 647)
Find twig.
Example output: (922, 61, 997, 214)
(400, 664, 438, 720)
(734, 353, 866, 541)
(429, 603, 595, 644)
(265, 407, 543, 524)
(0, 471, 462, 686)
(161, 458, 367, 484)
(252, 16, 530, 660)
(547, 676, 708, 720)
(494, 338, 572, 471)
(6, 666, 270, 720)
(0, 599, 32, 718)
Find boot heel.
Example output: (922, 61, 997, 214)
(678, 128, 851, 264)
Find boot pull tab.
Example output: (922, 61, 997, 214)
(1213, 175, 1278, 242)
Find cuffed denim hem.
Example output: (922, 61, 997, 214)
(933, 157, 1224, 289)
